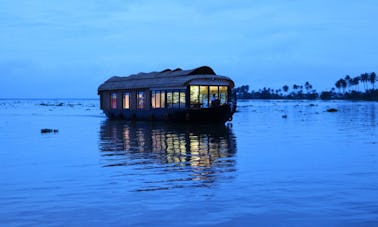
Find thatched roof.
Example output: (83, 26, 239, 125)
(98, 66, 234, 92)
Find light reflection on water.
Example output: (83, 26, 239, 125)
(99, 120, 237, 191)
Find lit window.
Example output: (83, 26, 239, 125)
(123, 92, 130, 109)
(156, 92, 161, 108)
(111, 93, 117, 109)
(137, 91, 145, 109)
(161, 91, 165, 108)
(219, 86, 228, 104)
(166, 90, 186, 109)
(200, 86, 209, 108)
(209, 86, 219, 100)
(180, 91, 186, 109)
(151, 91, 156, 108)
(173, 91, 179, 109)
(190, 86, 200, 108)
(209, 86, 219, 107)
(152, 91, 164, 109)
(167, 91, 173, 108)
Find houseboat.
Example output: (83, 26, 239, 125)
(97, 66, 236, 123)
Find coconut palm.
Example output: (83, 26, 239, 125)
(304, 81, 312, 93)
(361, 73, 369, 91)
(351, 76, 360, 91)
(335, 79, 347, 94)
(335, 79, 342, 93)
(340, 79, 347, 93)
(370, 72, 376, 89)
(283, 85, 289, 93)
(344, 75, 351, 91)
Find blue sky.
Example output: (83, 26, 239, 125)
(1, 0, 377, 98)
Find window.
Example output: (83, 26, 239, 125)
(167, 91, 173, 108)
(180, 91, 186, 108)
(123, 92, 130, 109)
(137, 91, 145, 109)
(166, 90, 186, 109)
(190, 86, 200, 107)
(161, 91, 166, 108)
(151, 91, 157, 108)
(219, 86, 228, 104)
(173, 91, 179, 108)
(111, 93, 117, 109)
(200, 86, 209, 108)
(190, 85, 228, 108)
(151, 90, 165, 109)
(209, 86, 219, 100)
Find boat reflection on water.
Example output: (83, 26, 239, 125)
(99, 120, 237, 190)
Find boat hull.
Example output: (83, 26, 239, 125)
(103, 104, 233, 123)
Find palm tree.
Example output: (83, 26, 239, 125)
(340, 79, 347, 93)
(361, 73, 369, 91)
(370, 72, 376, 89)
(235, 85, 251, 98)
(335, 79, 347, 94)
(304, 81, 312, 93)
(283, 85, 289, 94)
(344, 75, 351, 92)
(335, 79, 342, 93)
(351, 76, 360, 91)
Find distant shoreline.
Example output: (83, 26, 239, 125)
(235, 72, 378, 101)
(237, 97, 378, 101)
(235, 90, 378, 102)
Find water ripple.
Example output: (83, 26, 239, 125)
(98, 121, 237, 191)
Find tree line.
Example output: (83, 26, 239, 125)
(235, 72, 378, 101)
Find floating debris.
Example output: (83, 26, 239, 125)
(282, 114, 288, 118)
(40, 102, 64, 107)
(327, 108, 338, 112)
(41, 128, 59, 134)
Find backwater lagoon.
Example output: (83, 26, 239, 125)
(0, 99, 377, 226)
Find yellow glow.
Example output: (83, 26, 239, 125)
(123, 92, 130, 109)
(190, 86, 199, 106)
(219, 86, 228, 104)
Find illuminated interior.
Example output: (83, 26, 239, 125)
(166, 90, 186, 109)
(137, 91, 145, 109)
(151, 90, 165, 109)
(219, 86, 228, 104)
(180, 91, 186, 107)
(200, 86, 209, 108)
(190, 85, 228, 108)
(123, 92, 130, 109)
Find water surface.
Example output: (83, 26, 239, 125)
(0, 99, 377, 226)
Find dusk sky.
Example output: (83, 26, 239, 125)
(1, 0, 377, 98)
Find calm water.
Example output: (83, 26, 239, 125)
(0, 99, 378, 226)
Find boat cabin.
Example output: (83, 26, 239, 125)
(98, 66, 236, 123)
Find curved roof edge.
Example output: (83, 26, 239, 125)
(188, 66, 215, 75)
(98, 66, 233, 92)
